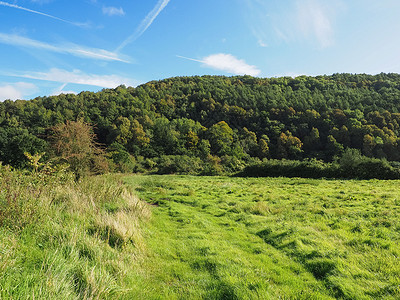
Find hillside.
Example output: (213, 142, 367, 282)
(2, 73, 400, 174)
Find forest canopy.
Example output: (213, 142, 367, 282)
(2, 73, 400, 176)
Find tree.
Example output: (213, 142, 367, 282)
(362, 134, 375, 157)
(50, 119, 108, 178)
(207, 121, 234, 156)
(277, 131, 303, 159)
(325, 135, 344, 160)
(114, 116, 133, 145)
(0, 127, 47, 168)
(258, 138, 270, 158)
(303, 127, 322, 155)
(131, 120, 150, 149)
(241, 127, 258, 156)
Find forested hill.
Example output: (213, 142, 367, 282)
(3, 73, 400, 172)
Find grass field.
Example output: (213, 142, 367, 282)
(1, 170, 399, 299)
(125, 175, 400, 299)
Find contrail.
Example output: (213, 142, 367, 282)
(176, 55, 204, 63)
(0, 33, 130, 62)
(0, 1, 84, 27)
(116, 0, 171, 52)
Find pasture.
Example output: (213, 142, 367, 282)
(125, 175, 400, 299)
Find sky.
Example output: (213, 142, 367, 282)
(1, 0, 400, 100)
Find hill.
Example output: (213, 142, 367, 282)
(2, 73, 400, 175)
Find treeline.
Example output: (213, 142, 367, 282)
(2, 73, 400, 177)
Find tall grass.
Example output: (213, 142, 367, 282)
(0, 164, 149, 299)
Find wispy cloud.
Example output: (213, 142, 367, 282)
(177, 53, 261, 76)
(52, 83, 76, 96)
(0, 82, 38, 101)
(0, 1, 85, 27)
(116, 0, 171, 52)
(30, 0, 52, 4)
(296, 0, 336, 48)
(0, 33, 130, 62)
(10, 68, 138, 88)
(257, 39, 268, 47)
(245, 0, 344, 48)
(103, 6, 125, 16)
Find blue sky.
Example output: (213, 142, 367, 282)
(0, 0, 400, 100)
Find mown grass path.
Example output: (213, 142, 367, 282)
(124, 175, 400, 299)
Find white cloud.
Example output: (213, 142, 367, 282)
(203, 54, 261, 76)
(0, 82, 38, 101)
(272, 72, 310, 78)
(0, 1, 84, 27)
(12, 68, 138, 88)
(116, 0, 171, 51)
(0, 33, 130, 62)
(103, 6, 125, 16)
(177, 53, 261, 76)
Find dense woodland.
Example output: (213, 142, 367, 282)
(3, 73, 400, 177)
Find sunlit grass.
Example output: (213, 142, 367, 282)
(125, 175, 400, 299)
(1, 169, 399, 299)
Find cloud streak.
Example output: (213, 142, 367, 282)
(0, 33, 129, 62)
(0, 1, 85, 27)
(9, 68, 138, 88)
(116, 0, 171, 52)
(245, 0, 343, 48)
(177, 53, 261, 76)
(296, 0, 336, 48)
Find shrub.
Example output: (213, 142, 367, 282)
(220, 155, 246, 173)
(155, 155, 203, 174)
(236, 159, 335, 178)
(236, 154, 400, 179)
(201, 155, 223, 175)
(108, 142, 136, 173)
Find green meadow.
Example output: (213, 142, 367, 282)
(125, 175, 400, 299)
(1, 170, 399, 299)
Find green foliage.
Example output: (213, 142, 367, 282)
(238, 151, 400, 179)
(238, 158, 337, 178)
(337, 148, 400, 179)
(108, 142, 136, 173)
(155, 155, 203, 174)
(207, 121, 234, 156)
(4, 74, 400, 177)
(0, 127, 47, 168)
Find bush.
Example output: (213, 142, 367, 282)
(337, 148, 400, 179)
(155, 155, 203, 174)
(236, 154, 400, 180)
(201, 155, 223, 175)
(220, 155, 246, 173)
(109, 143, 136, 173)
(236, 159, 335, 178)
